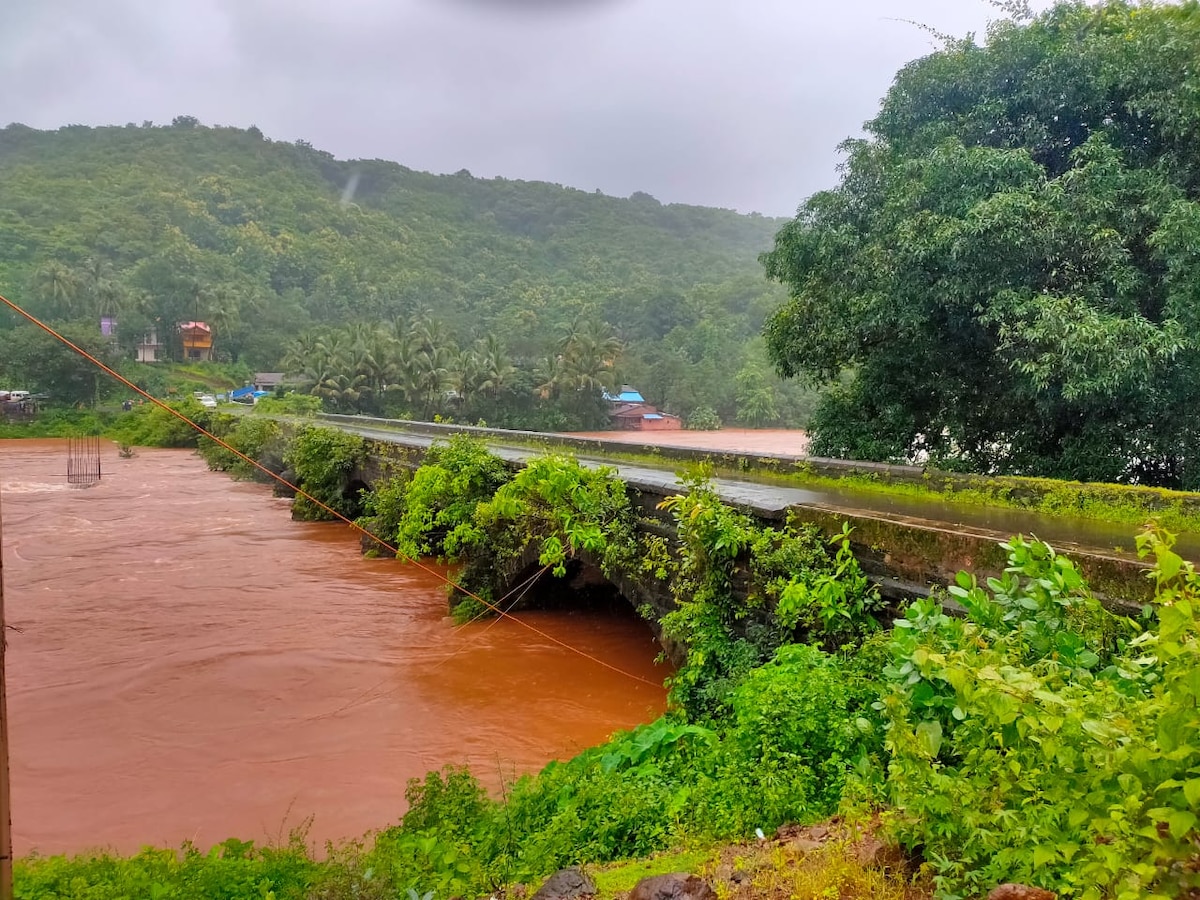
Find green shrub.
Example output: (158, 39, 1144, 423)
(198, 417, 285, 481)
(356, 468, 411, 551)
(393, 436, 511, 560)
(253, 393, 322, 417)
(881, 529, 1199, 899)
(469, 454, 637, 576)
(659, 476, 881, 719)
(0, 407, 112, 439)
(15, 837, 320, 900)
(728, 644, 877, 811)
(283, 426, 366, 520)
(684, 406, 721, 431)
(108, 400, 223, 448)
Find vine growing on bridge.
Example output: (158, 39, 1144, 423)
(657, 473, 884, 719)
(390, 435, 512, 561)
(283, 426, 367, 520)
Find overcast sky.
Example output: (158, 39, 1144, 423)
(0, 0, 1053, 216)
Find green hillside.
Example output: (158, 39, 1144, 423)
(0, 120, 809, 428)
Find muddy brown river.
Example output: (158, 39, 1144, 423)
(0, 440, 668, 856)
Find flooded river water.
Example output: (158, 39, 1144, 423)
(568, 428, 810, 456)
(0, 440, 668, 856)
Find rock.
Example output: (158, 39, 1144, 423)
(530, 868, 596, 900)
(789, 837, 824, 853)
(776, 822, 834, 853)
(628, 873, 717, 900)
(987, 885, 1057, 900)
(853, 835, 906, 871)
(806, 825, 832, 843)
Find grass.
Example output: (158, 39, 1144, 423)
(723, 841, 925, 900)
(590, 850, 714, 898)
(580, 822, 929, 900)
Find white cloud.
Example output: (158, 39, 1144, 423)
(0, 0, 1055, 214)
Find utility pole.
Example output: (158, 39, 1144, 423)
(0, 473, 12, 900)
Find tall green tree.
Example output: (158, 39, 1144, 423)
(762, 0, 1200, 487)
(0, 323, 121, 405)
(32, 262, 80, 319)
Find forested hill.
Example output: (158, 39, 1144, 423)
(0, 121, 808, 428)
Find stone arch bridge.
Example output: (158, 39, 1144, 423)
(312, 414, 1190, 629)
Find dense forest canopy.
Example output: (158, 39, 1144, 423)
(0, 120, 811, 429)
(762, 0, 1200, 488)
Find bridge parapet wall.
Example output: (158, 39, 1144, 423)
(352, 433, 1156, 622)
(324, 412, 1200, 524)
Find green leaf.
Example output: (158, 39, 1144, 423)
(1184, 779, 1200, 808)
(1168, 809, 1197, 840)
(916, 720, 943, 758)
(1032, 845, 1057, 868)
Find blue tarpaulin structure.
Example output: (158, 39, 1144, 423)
(603, 388, 646, 404)
(230, 386, 271, 402)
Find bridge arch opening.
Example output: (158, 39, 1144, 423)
(487, 557, 682, 664)
(344, 477, 371, 519)
(508, 558, 634, 615)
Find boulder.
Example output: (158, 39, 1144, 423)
(530, 868, 596, 900)
(628, 873, 717, 900)
(987, 885, 1057, 900)
(852, 834, 906, 871)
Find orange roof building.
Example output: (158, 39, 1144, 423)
(179, 321, 214, 361)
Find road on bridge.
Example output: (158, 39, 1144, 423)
(322, 417, 1200, 565)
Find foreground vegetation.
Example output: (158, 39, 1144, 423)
(17, 425, 1200, 898)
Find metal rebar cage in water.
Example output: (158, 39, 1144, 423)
(66, 435, 102, 485)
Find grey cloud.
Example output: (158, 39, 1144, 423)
(1, 0, 1053, 214)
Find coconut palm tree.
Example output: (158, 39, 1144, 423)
(33, 262, 81, 319)
(314, 370, 368, 411)
(411, 343, 454, 419)
(476, 335, 517, 398)
(560, 319, 622, 395)
(282, 331, 326, 380)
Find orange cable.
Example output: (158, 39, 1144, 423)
(0, 292, 660, 688)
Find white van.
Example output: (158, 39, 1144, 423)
(8, 391, 30, 401)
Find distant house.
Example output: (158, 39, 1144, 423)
(604, 385, 682, 431)
(253, 372, 288, 391)
(136, 326, 163, 363)
(179, 321, 214, 361)
(100, 316, 118, 339)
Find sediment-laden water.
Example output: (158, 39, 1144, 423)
(0, 439, 668, 855)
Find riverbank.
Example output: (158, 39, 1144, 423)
(16, 819, 930, 900)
